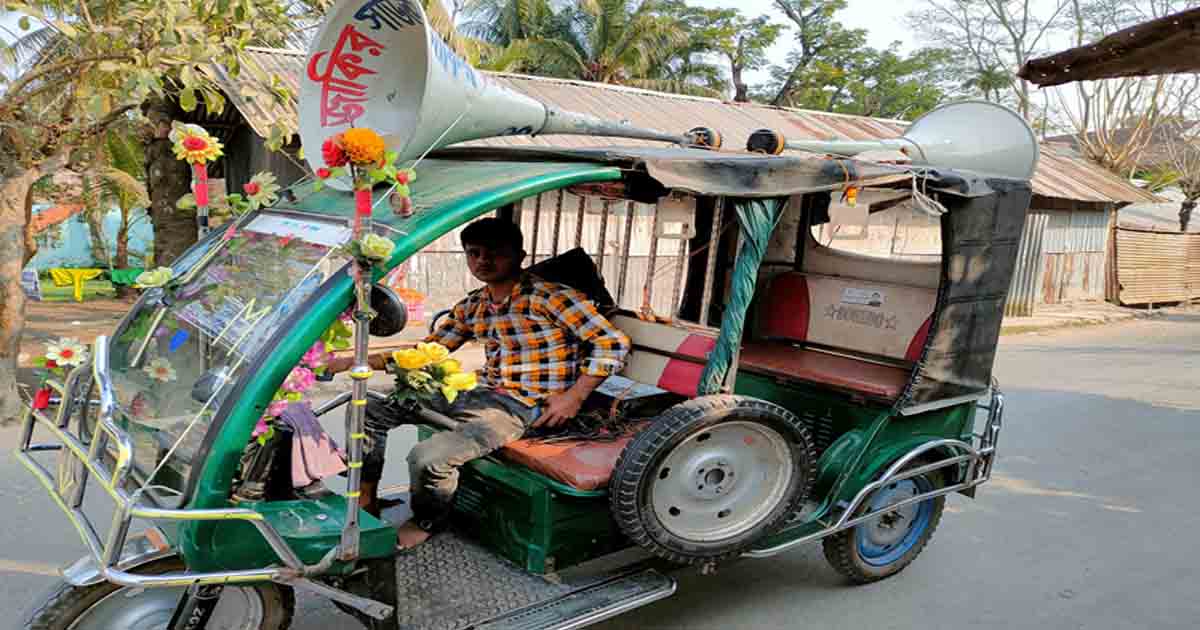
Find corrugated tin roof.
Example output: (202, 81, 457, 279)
(214, 48, 1157, 205)
(1119, 202, 1199, 233)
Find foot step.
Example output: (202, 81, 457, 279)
(475, 569, 676, 630)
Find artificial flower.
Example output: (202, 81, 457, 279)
(436, 359, 461, 375)
(252, 417, 273, 441)
(392, 349, 431, 370)
(341, 128, 386, 165)
(46, 338, 88, 367)
(266, 398, 289, 417)
(134, 267, 174, 289)
(358, 233, 395, 262)
(441, 384, 460, 405)
(417, 342, 450, 364)
(243, 172, 280, 209)
(282, 366, 316, 394)
(316, 167, 332, 179)
(396, 169, 414, 185)
(32, 387, 51, 410)
(144, 357, 177, 383)
(302, 340, 333, 370)
(444, 372, 478, 392)
(169, 123, 223, 164)
(321, 137, 348, 167)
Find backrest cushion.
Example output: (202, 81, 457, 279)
(760, 272, 810, 342)
(611, 314, 716, 398)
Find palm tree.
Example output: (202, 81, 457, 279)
(506, 0, 687, 87)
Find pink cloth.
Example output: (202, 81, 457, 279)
(278, 402, 347, 487)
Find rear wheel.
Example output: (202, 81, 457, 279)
(822, 468, 945, 584)
(610, 395, 817, 565)
(23, 557, 293, 630)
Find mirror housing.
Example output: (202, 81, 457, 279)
(370, 284, 408, 337)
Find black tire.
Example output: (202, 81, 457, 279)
(609, 395, 818, 565)
(822, 467, 946, 584)
(22, 556, 294, 630)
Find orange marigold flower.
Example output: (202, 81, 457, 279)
(341, 128, 386, 165)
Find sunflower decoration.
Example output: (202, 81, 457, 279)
(170, 122, 224, 216)
(388, 342, 477, 405)
(311, 127, 416, 219)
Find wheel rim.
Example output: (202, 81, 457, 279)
(650, 420, 794, 542)
(67, 584, 265, 630)
(855, 476, 935, 567)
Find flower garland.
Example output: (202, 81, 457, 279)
(30, 338, 90, 410)
(170, 123, 223, 236)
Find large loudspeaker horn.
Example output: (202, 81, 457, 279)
(746, 101, 1040, 181)
(299, 0, 719, 184)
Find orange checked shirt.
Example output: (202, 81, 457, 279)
(426, 274, 631, 407)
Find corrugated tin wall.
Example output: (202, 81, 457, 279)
(1007, 212, 1048, 317)
(1114, 228, 1200, 305)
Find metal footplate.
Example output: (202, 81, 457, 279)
(475, 569, 676, 630)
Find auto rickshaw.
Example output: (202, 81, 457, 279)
(14, 3, 1036, 629)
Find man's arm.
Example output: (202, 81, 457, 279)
(533, 288, 632, 428)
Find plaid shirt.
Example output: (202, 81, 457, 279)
(427, 274, 631, 407)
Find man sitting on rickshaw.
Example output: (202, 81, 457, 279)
(342, 218, 631, 549)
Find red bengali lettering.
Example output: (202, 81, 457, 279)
(307, 24, 387, 127)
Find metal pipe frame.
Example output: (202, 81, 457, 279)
(15, 336, 316, 590)
(745, 389, 1005, 559)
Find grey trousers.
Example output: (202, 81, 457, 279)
(362, 389, 539, 527)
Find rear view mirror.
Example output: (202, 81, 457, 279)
(370, 285, 408, 337)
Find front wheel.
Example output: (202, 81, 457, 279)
(822, 469, 945, 584)
(23, 557, 294, 630)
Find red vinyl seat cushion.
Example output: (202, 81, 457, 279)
(739, 343, 911, 401)
(501, 423, 649, 492)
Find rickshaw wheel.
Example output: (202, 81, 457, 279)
(23, 557, 294, 630)
(822, 468, 946, 585)
(610, 395, 817, 565)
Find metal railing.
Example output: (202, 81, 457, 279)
(745, 387, 1004, 558)
(15, 336, 314, 589)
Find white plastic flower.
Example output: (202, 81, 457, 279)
(46, 338, 88, 367)
(144, 357, 178, 383)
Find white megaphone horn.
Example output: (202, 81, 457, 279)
(745, 101, 1040, 181)
(299, 0, 720, 183)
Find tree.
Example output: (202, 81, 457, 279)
(672, 6, 783, 103)
(907, 0, 1073, 118)
(0, 0, 299, 422)
(769, 0, 867, 106)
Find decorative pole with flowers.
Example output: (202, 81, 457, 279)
(170, 123, 224, 239)
(313, 127, 414, 560)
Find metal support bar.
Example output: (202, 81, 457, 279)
(530, 194, 543, 264)
(574, 195, 586, 249)
(551, 189, 564, 257)
(596, 200, 611, 272)
(699, 197, 725, 326)
(616, 202, 636, 305)
(642, 203, 661, 312)
(281, 577, 394, 621)
(669, 239, 687, 318)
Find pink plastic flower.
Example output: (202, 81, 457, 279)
(302, 341, 332, 369)
(282, 366, 316, 394)
(266, 399, 289, 417)
(252, 417, 271, 438)
(243, 181, 261, 196)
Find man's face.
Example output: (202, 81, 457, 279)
(465, 242, 523, 284)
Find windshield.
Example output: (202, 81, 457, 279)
(108, 212, 352, 505)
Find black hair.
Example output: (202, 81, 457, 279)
(460, 217, 524, 253)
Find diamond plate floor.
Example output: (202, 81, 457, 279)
(391, 531, 572, 630)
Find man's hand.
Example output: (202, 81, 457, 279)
(533, 390, 585, 429)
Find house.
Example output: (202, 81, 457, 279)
(181, 47, 1158, 316)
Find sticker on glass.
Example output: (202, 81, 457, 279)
(842, 287, 885, 307)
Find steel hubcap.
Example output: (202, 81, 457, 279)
(862, 482, 921, 548)
(651, 421, 794, 542)
(68, 584, 264, 630)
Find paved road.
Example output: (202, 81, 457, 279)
(3, 312, 1198, 629)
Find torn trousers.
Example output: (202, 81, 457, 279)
(362, 388, 540, 529)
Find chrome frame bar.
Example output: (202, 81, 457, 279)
(14, 336, 324, 590)
(745, 388, 1005, 559)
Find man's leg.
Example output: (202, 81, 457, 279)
(400, 391, 530, 547)
(360, 399, 410, 516)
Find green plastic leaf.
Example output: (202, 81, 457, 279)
(179, 87, 197, 112)
(18, 16, 30, 31)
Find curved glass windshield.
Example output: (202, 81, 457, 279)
(108, 212, 351, 505)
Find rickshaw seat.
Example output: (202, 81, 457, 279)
(500, 423, 649, 492)
(738, 343, 910, 401)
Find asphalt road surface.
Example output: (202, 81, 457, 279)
(3, 312, 1198, 629)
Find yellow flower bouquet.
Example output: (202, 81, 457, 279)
(388, 342, 477, 405)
